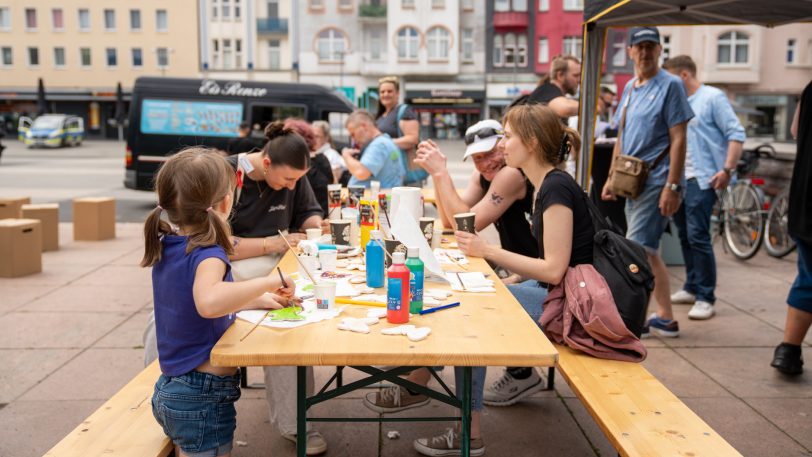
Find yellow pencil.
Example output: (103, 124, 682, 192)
(336, 298, 387, 307)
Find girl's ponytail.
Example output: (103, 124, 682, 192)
(187, 206, 235, 256)
(141, 205, 172, 267)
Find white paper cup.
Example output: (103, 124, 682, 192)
(306, 228, 322, 241)
(431, 227, 443, 249)
(370, 181, 381, 197)
(318, 249, 338, 272)
(327, 184, 342, 220)
(314, 281, 337, 310)
(298, 255, 318, 281)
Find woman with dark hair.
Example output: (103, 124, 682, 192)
(375, 76, 426, 185)
(283, 118, 334, 217)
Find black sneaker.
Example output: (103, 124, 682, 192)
(771, 343, 803, 375)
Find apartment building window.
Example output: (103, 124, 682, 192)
(504, 33, 516, 66)
(80, 47, 91, 67)
(235, 0, 242, 19)
(54, 47, 65, 67)
(130, 10, 141, 31)
(78, 9, 90, 31)
(157, 47, 169, 67)
(52, 9, 64, 31)
(495, 0, 509, 12)
(563, 0, 584, 11)
(223, 39, 233, 68)
(132, 48, 143, 67)
(268, 39, 281, 69)
(212, 39, 220, 68)
(267, 0, 279, 17)
(538, 0, 549, 11)
(1, 47, 12, 66)
(222, 0, 231, 19)
(25, 8, 37, 30)
(538, 37, 549, 63)
(611, 33, 626, 66)
(787, 39, 797, 64)
(156, 10, 168, 31)
(397, 27, 419, 60)
(462, 0, 474, 11)
(517, 35, 527, 65)
(235, 39, 243, 68)
(212, 0, 219, 19)
(370, 30, 383, 61)
(0, 8, 10, 30)
(427, 27, 450, 60)
(309, 0, 325, 10)
(318, 28, 347, 62)
(717, 31, 748, 64)
(660, 34, 671, 64)
(493, 35, 503, 67)
(28, 47, 39, 66)
(339, 0, 353, 11)
(106, 48, 118, 67)
(512, 0, 528, 11)
(402, 0, 415, 9)
(432, 0, 445, 8)
(461, 28, 474, 62)
(104, 9, 115, 31)
(562, 36, 582, 57)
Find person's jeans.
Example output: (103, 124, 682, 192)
(673, 178, 717, 304)
(507, 280, 548, 324)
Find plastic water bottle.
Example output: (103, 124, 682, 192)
(386, 252, 410, 324)
(366, 230, 385, 288)
(405, 246, 424, 314)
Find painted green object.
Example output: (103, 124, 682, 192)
(268, 306, 305, 321)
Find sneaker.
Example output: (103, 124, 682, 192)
(483, 369, 544, 406)
(670, 289, 696, 304)
(688, 301, 715, 320)
(414, 428, 485, 456)
(771, 343, 804, 375)
(645, 314, 680, 338)
(281, 430, 328, 456)
(363, 385, 430, 413)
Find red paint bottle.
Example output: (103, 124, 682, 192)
(386, 252, 410, 324)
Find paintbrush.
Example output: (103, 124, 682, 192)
(240, 268, 299, 342)
(445, 251, 469, 271)
(278, 230, 319, 284)
(455, 271, 468, 291)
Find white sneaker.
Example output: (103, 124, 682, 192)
(688, 301, 715, 320)
(483, 369, 544, 406)
(670, 289, 696, 304)
(281, 430, 328, 455)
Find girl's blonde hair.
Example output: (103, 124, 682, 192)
(502, 104, 581, 167)
(140, 148, 236, 267)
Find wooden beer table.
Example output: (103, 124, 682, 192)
(211, 250, 557, 457)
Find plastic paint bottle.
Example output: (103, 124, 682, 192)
(366, 230, 385, 288)
(359, 199, 377, 251)
(405, 246, 424, 314)
(386, 252, 410, 324)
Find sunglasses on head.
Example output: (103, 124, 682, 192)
(464, 127, 504, 146)
(378, 76, 399, 85)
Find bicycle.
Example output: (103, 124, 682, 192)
(764, 187, 797, 258)
(710, 143, 774, 260)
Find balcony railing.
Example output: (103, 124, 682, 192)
(359, 4, 386, 17)
(257, 17, 288, 34)
(493, 12, 529, 28)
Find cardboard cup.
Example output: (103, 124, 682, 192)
(454, 212, 476, 234)
(384, 238, 406, 268)
(419, 217, 435, 242)
(298, 255, 318, 281)
(348, 185, 365, 208)
(314, 281, 337, 310)
(327, 184, 342, 220)
(318, 249, 338, 272)
(431, 227, 443, 250)
(306, 228, 322, 241)
(330, 220, 352, 246)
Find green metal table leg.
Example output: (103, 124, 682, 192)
(297, 366, 306, 457)
(461, 367, 472, 457)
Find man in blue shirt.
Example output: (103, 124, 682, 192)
(664, 55, 745, 321)
(342, 110, 405, 189)
(602, 26, 694, 338)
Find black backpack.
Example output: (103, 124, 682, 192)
(581, 192, 654, 337)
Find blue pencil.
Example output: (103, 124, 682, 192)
(419, 302, 460, 315)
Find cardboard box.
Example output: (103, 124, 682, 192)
(0, 219, 42, 277)
(22, 203, 59, 251)
(73, 197, 116, 241)
(0, 197, 32, 219)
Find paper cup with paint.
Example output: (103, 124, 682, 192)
(318, 248, 338, 272)
(327, 184, 342, 220)
(330, 219, 352, 246)
(419, 217, 435, 243)
(384, 238, 406, 268)
(306, 228, 322, 241)
(453, 212, 476, 234)
(298, 254, 318, 281)
(348, 185, 365, 208)
(314, 281, 337, 310)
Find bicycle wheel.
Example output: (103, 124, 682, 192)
(723, 183, 764, 260)
(764, 189, 797, 258)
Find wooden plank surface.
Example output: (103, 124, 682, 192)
(44, 361, 171, 457)
(211, 250, 557, 368)
(554, 344, 742, 457)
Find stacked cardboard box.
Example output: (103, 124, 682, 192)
(73, 198, 116, 241)
(0, 219, 42, 277)
(22, 203, 59, 251)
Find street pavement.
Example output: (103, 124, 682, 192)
(1, 140, 811, 456)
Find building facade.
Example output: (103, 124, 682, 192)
(0, 1, 199, 137)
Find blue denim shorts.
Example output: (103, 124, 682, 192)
(152, 370, 241, 457)
(625, 184, 670, 255)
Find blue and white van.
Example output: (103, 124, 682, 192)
(18, 114, 85, 147)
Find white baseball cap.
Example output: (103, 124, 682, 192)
(463, 119, 504, 160)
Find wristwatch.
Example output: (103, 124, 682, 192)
(723, 167, 734, 176)
(665, 182, 682, 193)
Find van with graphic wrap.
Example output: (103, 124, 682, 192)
(18, 114, 85, 148)
(125, 76, 355, 191)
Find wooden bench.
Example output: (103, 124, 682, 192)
(44, 361, 172, 457)
(554, 344, 742, 457)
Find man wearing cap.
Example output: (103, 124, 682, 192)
(601, 26, 694, 338)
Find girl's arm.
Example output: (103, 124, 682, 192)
(192, 258, 294, 318)
(456, 204, 574, 286)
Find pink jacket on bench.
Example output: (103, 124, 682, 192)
(540, 264, 647, 362)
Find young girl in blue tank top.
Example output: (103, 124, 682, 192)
(141, 148, 296, 457)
